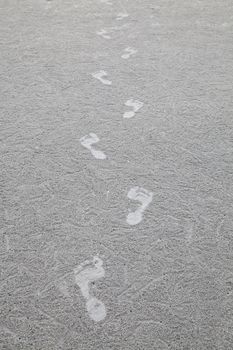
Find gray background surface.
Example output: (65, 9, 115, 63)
(1, 0, 233, 349)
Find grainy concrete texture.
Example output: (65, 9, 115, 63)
(1, 0, 233, 349)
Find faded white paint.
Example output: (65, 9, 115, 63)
(96, 29, 111, 39)
(92, 70, 112, 85)
(74, 256, 106, 322)
(86, 297, 106, 322)
(116, 13, 129, 21)
(127, 187, 153, 225)
(121, 47, 137, 59)
(80, 133, 106, 160)
(100, 0, 112, 5)
(123, 99, 143, 119)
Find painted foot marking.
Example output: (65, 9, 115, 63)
(121, 47, 137, 59)
(80, 133, 106, 159)
(74, 256, 106, 322)
(123, 99, 143, 119)
(96, 29, 111, 39)
(92, 70, 112, 85)
(127, 187, 153, 225)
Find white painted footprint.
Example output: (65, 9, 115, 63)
(80, 133, 106, 160)
(123, 99, 144, 119)
(116, 13, 129, 21)
(92, 70, 112, 85)
(96, 29, 111, 39)
(74, 256, 106, 322)
(127, 187, 153, 225)
(121, 47, 137, 59)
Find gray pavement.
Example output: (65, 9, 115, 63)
(1, 0, 233, 349)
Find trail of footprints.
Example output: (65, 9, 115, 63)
(77, 4, 153, 323)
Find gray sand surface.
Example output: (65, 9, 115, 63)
(1, 0, 233, 349)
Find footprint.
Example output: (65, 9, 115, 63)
(127, 187, 153, 225)
(96, 29, 111, 39)
(123, 99, 144, 119)
(74, 256, 105, 299)
(121, 47, 137, 59)
(80, 133, 106, 160)
(92, 70, 112, 85)
(116, 13, 129, 21)
(74, 256, 106, 322)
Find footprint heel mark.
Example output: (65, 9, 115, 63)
(121, 47, 137, 59)
(127, 187, 153, 225)
(86, 297, 106, 322)
(80, 133, 106, 160)
(92, 70, 112, 85)
(123, 99, 144, 119)
(74, 256, 106, 322)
